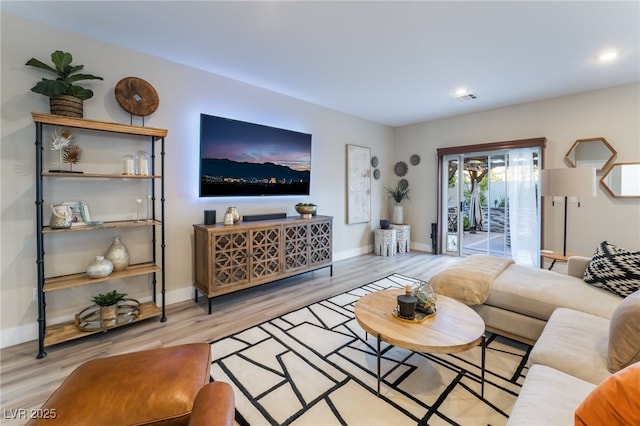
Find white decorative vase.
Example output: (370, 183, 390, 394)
(86, 255, 113, 278)
(392, 204, 404, 225)
(105, 236, 130, 272)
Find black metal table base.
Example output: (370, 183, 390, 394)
(375, 333, 486, 399)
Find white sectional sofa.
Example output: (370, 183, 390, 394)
(473, 256, 622, 344)
(430, 253, 640, 425)
(508, 294, 640, 425)
(431, 255, 623, 345)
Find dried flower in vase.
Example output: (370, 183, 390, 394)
(63, 144, 83, 172)
(49, 128, 74, 171)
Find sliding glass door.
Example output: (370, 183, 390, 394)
(439, 144, 542, 266)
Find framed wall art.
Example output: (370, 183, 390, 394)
(346, 144, 371, 224)
(62, 200, 91, 226)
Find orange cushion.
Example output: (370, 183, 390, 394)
(574, 362, 640, 426)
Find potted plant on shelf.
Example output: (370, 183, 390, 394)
(385, 181, 410, 224)
(25, 50, 103, 118)
(92, 290, 127, 327)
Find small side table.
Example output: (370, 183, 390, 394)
(374, 228, 397, 256)
(541, 251, 571, 270)
(391, 224, 411, 253)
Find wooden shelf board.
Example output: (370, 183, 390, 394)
(43, 220, 161, 234)
(32, 112, 167, 138)
(44, 262, 161, 292)
(44, 302, 162, 346)
(42, 172, 160, 179)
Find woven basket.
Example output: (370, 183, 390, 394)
(50, 95, 83, 118)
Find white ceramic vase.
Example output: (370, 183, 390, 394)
(105, 236, 130, 271)
(392, 204, 404, 224)
(86, 255, 113, 278)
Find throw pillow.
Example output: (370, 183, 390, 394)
(574, 362, 640, 426)
(583, 241, 640, 297)
(608, 290, 640, 372)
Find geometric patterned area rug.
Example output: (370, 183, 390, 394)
(209, 274, 531, 426)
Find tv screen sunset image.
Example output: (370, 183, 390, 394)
(200, 114, 311, 197)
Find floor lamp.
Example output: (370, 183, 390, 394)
(541, 168, 596, 256)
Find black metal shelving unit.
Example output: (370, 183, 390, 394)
(33, 112, 167, 359)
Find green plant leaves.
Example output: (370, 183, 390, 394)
(25, 50, 103, 99)
(50, 50, 73, 72)
(67, 86, 94, 101)
(25, 58, 58, 74)
(30, 79, 70, 97)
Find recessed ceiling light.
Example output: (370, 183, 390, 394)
(599, 50, 619, 62)
(455, 87, 477, 102)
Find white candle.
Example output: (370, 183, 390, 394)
(124, 157, 134, 175)
(138, 157, 149, 176)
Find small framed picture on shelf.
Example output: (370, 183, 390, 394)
(62, 200, 91, 226)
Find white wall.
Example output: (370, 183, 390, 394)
(0, 13, 394, 348)
(394, 83, 640, 256)
(2, 12, 639, 350)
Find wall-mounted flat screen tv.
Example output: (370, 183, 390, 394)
(199, 114, 312, 197)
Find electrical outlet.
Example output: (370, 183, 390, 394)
(33, 288, 38, 302)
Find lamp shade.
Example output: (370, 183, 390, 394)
(541, 168, 596, 197)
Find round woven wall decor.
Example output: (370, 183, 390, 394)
(394, 161, 408, 177)
(115, 77, 159, 117)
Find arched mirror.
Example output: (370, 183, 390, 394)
(601, 162, 640, 198)
(565, 137, 616, 172)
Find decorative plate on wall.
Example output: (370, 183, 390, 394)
(394, 161, 408, 177)
(115, 77, 159, 117)
(399, 179, 409, 190)
(373, 169, 381, 180)
(410, 154, 421, 166)
(371, 156, 379, 168)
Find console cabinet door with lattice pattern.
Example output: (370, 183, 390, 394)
(284, 223, 309, 272)
(249, 226, 281, 281)
(193, 216, 332, 313)
(212, 230, 250, 288)
(309, 220, 332, 266)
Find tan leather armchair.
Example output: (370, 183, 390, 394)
(189, 382, 235, 426)
(27, 343, 234, 426)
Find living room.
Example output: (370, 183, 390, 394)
(1, 2, 639, 425)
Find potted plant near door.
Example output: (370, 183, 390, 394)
(25, 50, 103, 118)
(385, 181, 410, 224)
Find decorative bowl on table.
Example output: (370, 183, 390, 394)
(380, 219, 391, 229)
(295, 203, 317, 218)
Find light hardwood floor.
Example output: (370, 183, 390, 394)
(0, 251, 459, 417)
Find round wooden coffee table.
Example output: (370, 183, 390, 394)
(354, 288, 486, 396)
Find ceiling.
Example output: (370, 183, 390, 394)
(3, 1, 639, 127)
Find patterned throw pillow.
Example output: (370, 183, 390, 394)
(583, 241, 640, 297)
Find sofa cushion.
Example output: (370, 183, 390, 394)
(574, 362, 640, 426)
(527, 308, 610, 385)
(583, 241, 640, 297)
(507, 364, 595, 426)
(487, 264, 621, 322)
(608, 290, 640, 372)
